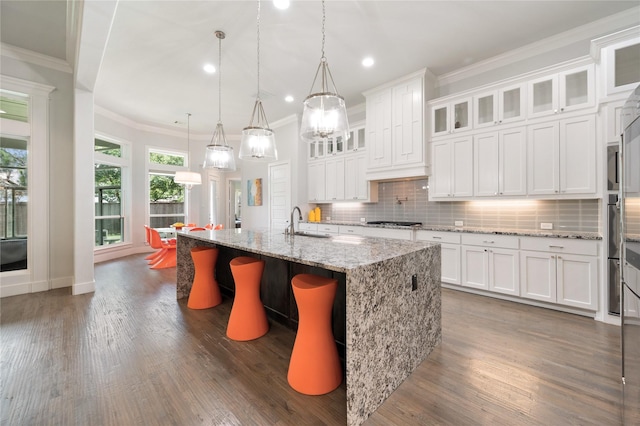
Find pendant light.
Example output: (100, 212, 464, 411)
(239, 0, 277, 161)
(203, 30, 236, 171)
(300, 0, 349, 143)
(175, 113, 202, 189)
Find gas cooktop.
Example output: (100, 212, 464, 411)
(366, 221, 422, 227)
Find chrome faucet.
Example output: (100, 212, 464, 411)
(289, 206, 303, 235)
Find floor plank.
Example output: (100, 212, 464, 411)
(1, 254, 623, 425)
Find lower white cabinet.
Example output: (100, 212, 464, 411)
(461, 234, 520, 296)
(360, 227, 413, 240)
(520, 237, 598, 310)
(415, 230, 461, 285)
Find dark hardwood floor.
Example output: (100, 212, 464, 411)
(1, 253, 623, 425)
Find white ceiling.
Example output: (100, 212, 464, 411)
(2, 1, 640, 137)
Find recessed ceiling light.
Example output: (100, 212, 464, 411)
(203, 63, 216, 74)
(273, 0, 290, 10)
(285, 95, 294, 103)
(362, 57, 374, 68)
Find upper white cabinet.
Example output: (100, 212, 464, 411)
(601, 35, 640, 97)
(345, 153, 378, 201)
(527, 64, 594, 119)
(365, 69, 429, 181)
(527, 115, 597, 197)
(430, 136, 473, 199)
(473, 127, 526, 197)
(307, 161, 325, 202)
(324, 157, 345, 201)
(308, 139, 325, 160)
(474, 84, 525, 129)
(431, 97, 472, 137)
(346, 124, 366, 152)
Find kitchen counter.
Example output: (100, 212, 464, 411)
(304, 221, 602, 240)
(175, 229, 441, 426)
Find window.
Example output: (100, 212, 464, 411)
(95, 137, 129, 247)
(147, 148, 188, 228)
(0, 136, 28, 271)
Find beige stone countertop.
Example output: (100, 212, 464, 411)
(305, 221, 602, 240)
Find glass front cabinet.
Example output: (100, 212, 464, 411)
(346, 124, 366, 152)
(528, 64, 594, 118)
(431, 97, 472, 137)
(474, 83, 525, 129)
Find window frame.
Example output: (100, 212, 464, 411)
(146, 146, 190, 228)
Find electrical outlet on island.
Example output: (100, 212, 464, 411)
(540, 222, 553, 230)
(360, 217, 366, 223)
(454, 220, 463, 227)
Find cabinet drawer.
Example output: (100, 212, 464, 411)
(461, 233, 519, 249)
(299, 223, 317, 232)
(317, 224, 339, 234)
(339, 225, 364, 235)
(415, 230, 461, 244)
(361, 227, 413, 241)
(520, 237, 598, 256)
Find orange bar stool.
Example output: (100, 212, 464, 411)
(148, 228, 177, 269)
(226, 256, 268, 341)
(188, 247, 222, 309)
(288, 274, 342, 395)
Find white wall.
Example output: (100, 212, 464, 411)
(0, 55, 75, 289)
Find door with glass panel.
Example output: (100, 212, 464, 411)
(0, 136, 28, 271)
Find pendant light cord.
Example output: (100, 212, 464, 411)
(257, 0, 261, 100)
(321, 0, 326, 60)
(218, 33, 222, 123)
(186, 112, 191, 155)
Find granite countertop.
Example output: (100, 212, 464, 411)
(304, 221, 602, 240)
(179, 229, 436, 273)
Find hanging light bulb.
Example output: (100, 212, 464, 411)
(240, 0, 277, 161)
(175, 113, 202, 189)
(300, 0, 349, 143)
(203, 30, 236, 171)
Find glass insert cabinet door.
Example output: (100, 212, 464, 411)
(431, 98, 472, 136)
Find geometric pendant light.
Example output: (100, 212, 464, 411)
(202, 30, 237, 171)
(300, 0, 349, 144)
(174, 113, 202, 189)
(239, 0, 278, 161)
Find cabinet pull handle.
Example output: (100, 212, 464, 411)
(558, 256, 562, 259)
(432, 236, 442, 239)
(483, 240, 495, 244)
(549, 245, 564, 248)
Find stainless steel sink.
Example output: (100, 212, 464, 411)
(292, 231, 331, 238)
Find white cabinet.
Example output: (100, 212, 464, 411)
(308, 139, 325, 160)
(474, 127, 526, 197)
(461, 233, 520, 296)
(415, 231, 461, 285)
(366, 88, 392, 169)
(474, 84, 525, 129)
(338, 225, 364, 236)
(345, 153, 377, 201)
(431, 97, 472, 137)
(346, 123, 366, 152)
(527, 64, 594, 119)
(520, 237, 598, 310)
(324, 157, 345, 201)
(326, 135, 345, 156)
(527, 115, 596, 196)
(602, 37, 640, 97)
(365, 70, 428, 180)
(360, 227, 413, 241)
(430, 136, 473, 199)
(307, 161, 325, 202)
(317, 224, 339, 235)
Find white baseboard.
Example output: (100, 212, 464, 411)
(72, 280, 95, 295)
(31, 279, 49, 293)
(51, 276, 73, 290)
(94, 244, 152, 264)
(0, 282, 31, 298)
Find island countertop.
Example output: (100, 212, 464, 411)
(176, 228, 442, 426)
(179, 228, 436, 273)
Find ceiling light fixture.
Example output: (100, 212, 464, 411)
(362, 57, 374, 67)
(300, 0, 349, 143)
(285, 95, 294, 103)
(174, 113, 202, 189)
(202, 30, 236, 171)
(203, 63, 216, 74)
(239, 0, 277, 162)
(273, 0, 290, 10)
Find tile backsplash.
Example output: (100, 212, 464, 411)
(319, 178, 600, 232)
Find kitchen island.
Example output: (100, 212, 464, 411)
(176, 229, 441, 426)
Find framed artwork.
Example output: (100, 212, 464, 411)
(247, 178, 262, 206)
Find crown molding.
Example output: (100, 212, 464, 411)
(0, 43, 72, 74)
(590, 25, 640, 61)
(436, 7, 640, 88)
(270, 113, 298, 129)
(0, 74, 56, 96)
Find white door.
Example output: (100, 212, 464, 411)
(527, 121, 559, 195)
(520, 250, 556, 302)
(207, 173, 221, 226)
(452, 136, 473, 197)
(228, 179, 241, 229)
(556, 253, 597, 310)
(559, 115, 596, 195)
(474, 132, 499, 196)
(499, 127, 526, 196)
(269, 162, 290, 231)
(462, 246, 489, 290)
(430, 140, 452, 198)
(489, 248, 520, 296)
(441, 243, 461, 285)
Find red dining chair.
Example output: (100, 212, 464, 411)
(214, 224, 224, 230)
(204, 223, 214, 230)
(144, 225, 163, 262)
(148, 228, 177, 269)
(189, 227, 206, 232)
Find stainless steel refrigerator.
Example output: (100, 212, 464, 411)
(621, 83, 640, 425)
